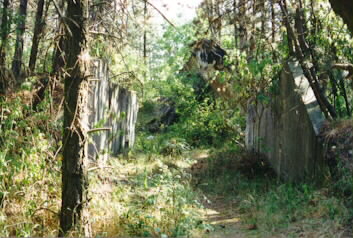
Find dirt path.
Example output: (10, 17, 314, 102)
(189, 150, 251, 237)
(189, 150, 352, 238)
(201, 196, 249, 238)
(89, 149, 351, 238)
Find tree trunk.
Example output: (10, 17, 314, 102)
(59, 0, 91, 236)
(143, 0, 147, 79)
(143, 0, 147, 61)
(11, 0, 28, 82)
(271, 0, 276, 43)
(282, 0, 294, 56)
(279, 0, 337, 119)
(233, 0, 238, 48)
(206, 0, 216, 38)
(214, 0, 222, 40)
(52, 0, 66, 73)
(28, 0, 45, 72)
(238, 0, 247, 52)
(329, 0, 353, 34)
(0, 0, 11, 95)
(260, 0, 266, 37)
(0, 0, 11, 67)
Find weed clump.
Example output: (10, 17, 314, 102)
(89, 155, 208, 237)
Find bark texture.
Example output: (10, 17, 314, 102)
(59, 0, 90, 236)
(52, 0, 65, 73)
(28, 0, 46, 72)
(0, 0, 11, 95)
(0, 0, 10, 67)
(12, 0, 28, 81)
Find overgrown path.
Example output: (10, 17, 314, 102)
(88, 148, 351, 238)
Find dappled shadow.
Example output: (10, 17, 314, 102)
(189, 149, 275, 187)
(188, 149, 276, 236)
(188, 148, 353, 238)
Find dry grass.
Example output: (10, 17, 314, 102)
(1, 145, 351, 237)
(323, 119, 353, 140)
(0, 93, 62, 237)
(0, 155, 61, 237)
(88, 154, 205, 237)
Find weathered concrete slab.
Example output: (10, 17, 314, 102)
(87, 59, 139, 161)
(88, 59, 110, 162)
(246, 61, 325, 181)
(110, 87, 138, 155)
(289, 61, 325, 135)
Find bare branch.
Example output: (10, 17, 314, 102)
(145, 1, 176, 28)
(332, 63, 353, 80)
(51, 0, 64, 19)
(87, 127, 112, 134)
(332, 63, 353, 71)
(89, 30, 121, 40)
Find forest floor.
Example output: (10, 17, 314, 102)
(88, 148, 351, 238)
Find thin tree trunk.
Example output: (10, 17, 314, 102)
(143, 0, 147, 61)
(331, 46, 351, 116)
(0, 0, 10, 67)
(271, 0, 276, 43)
(337, 76, 351, 116)
(143, 0, 147, 80)
(279, 0, 337, 119)
(0, 0, 11, 95)
(294, 8, 308, 55)
(260, 0, 266, 37)
(59, 0, 91, 236)
(327, 72, 338, 111)
(31, 0, 53, 110)
(238, 0, 247, 52)
(233, 0, 238, 48)
(206, 0, 216, 38)
(215, 0, 222, 40)
(28, 0, 45, 72)
(282, 0, 294, 56)
(52, 0, 65, 73)
(12, 0, 28, 82)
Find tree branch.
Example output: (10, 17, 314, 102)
(145, 1, 176, 28)
(51, 0, 64, 19)
(87, 127, 111, 134)
(332, 63, 353, 79)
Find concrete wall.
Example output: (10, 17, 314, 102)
(246, 61, 325, 181)
(87, 59, 138, 161)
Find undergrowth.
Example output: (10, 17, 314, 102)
(195, 148, 351, 237)
(89, 154, 210, 237)
(0, 96, 61, 236)
(0, 90, 351, 238)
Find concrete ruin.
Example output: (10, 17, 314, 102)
(87, 59, 138, 161)
(183, 39, 326, 180)
(246, 61, 326, 181)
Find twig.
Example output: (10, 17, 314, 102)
(89, 30, 121, 40)
(87, 127, 112, 134)
(111, 71, 134, 79)
(51, 0, 64, 19)
(33, 207, 59, 216)
(145, 1, 176, 28)
(332, 63, 353, 79)
(87, 166, 115, 172)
